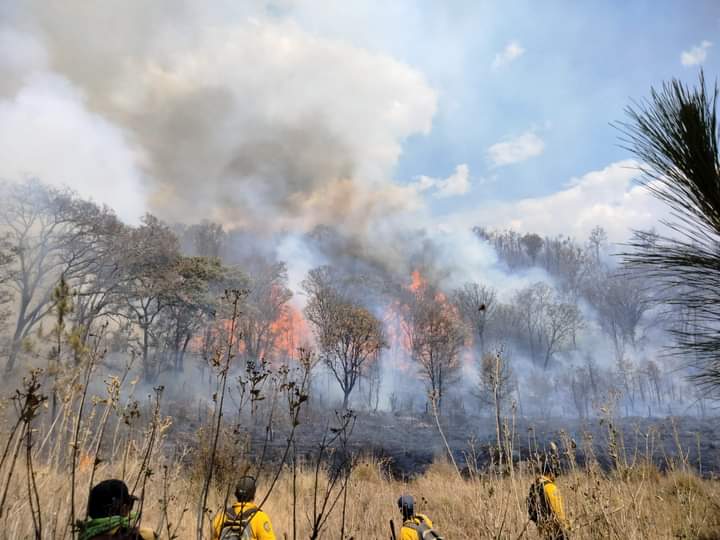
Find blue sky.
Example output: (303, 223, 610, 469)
(378, 1, 720, 205)
(0, 1, 718, 243)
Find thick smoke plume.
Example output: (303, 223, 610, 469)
(1, 1, 436, 246)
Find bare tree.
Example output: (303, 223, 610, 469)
(643, 359, 663, 407)
(403, 285, 466, 413)
(619, 72, 720, 395)
(590, 270, 651, 363)
(512, 283, 549, 364)
(542, 301, 583, 369)
(614, 355, 638, 415)
(476, 348, 513, 464)
(513, 283, 583, 368)
(584, 354, 604, 404)
(588, 226, 608, 262)
(564, 364, 593, 419)
(480, 229, 527, 268)
(0, 180, 106, 371)
(363, 354, 382, 412)
(453, 282, 497, 355)
(303, 267, 385, 409)
(541, 236, 590, 301)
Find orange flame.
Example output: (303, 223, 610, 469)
(383, 300, 414, 373)
(393, 268, 470, 363)
(270, 304, 312, 360)
(409, 270, 424, 293)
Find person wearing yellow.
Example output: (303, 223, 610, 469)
(527, 455, 569, 540)
(397, 495, 443, 540)
(212, 476, 276, 540)
(78, 479, 157, 540)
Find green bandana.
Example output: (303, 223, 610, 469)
(77, 512, 139, 540)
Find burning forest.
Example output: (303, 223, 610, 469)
(1, 2, 720, 539)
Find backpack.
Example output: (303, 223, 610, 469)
(219, 507, 260, 540)
(404, 516, 443, 540)
(527, 478, 551, 524)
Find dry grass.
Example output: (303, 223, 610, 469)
(2, 451, 720, 539)
(0, 348, 717, 539)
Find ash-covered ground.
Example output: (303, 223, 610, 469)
(166, 398, 720, 478)
(299, 411, 720, 477)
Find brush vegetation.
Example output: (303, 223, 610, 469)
(1, 442, 719, 539)
(0, 357, 718, 540)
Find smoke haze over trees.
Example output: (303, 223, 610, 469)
(0, 177, 709, 421)
(0, 2, 717, 433)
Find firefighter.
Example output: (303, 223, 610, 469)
(78, 479, 157, 540)
(527, 451, 569, 540)
(211, 476, 276, 540)
(396, 495, 442, 540)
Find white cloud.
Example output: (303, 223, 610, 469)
(681, 40, 712, 66)
(487, 131, 544, 167)
(435, 164, 470, 197)
(411, 164, 471, 198)
(492, 41, 525, 69)
(464, 160, 669, 242)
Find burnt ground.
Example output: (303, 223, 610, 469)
(299, 411, 720, 478)
(165, 400, 720, 479)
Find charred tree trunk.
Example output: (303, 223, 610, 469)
(6, 333, 22, 372)
(141, 323, 151, 382)
(6, 304, 30, 372)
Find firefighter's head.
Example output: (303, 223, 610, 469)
(235, 476, 257, 503)
(87, 479, 137, 518)
(397, 495, 414, 520)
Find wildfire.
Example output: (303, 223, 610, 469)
(399, 268, 472, 359)
(189, 302, 312, 365)
(409, 269, 425, 293)
(407, 269, 446, 302)
(270, 304, 312, 360)
(383, 301, 414, 373)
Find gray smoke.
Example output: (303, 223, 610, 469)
(1, 1, 436, 241)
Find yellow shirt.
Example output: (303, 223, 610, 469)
(211, 501, 276, 540)
(541, 478, 566, 523)
(530, 476, 568, 538)
(400, 513, 433, 540)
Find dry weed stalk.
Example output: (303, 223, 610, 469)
(429, 390, 462, 480)
(306, 410, 356, 540)
(195, 288, 244, 540)
(68, 327, 104, 540)
(0, 369, 47, 540)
